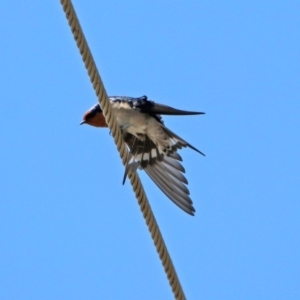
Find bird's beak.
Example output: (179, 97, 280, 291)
(80, 121, 86, 125)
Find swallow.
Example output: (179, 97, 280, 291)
(81, 95, 204, 216)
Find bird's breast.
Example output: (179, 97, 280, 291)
(113, 106, 150, 137)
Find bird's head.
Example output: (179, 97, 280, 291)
(80, 103, 108, 127)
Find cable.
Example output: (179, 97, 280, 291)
(60, 1, 186, 299)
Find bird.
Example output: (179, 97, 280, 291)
(80, 95, 204, 215)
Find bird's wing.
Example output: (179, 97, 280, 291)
(109, 95, 205, 117)
(123, 131, 198, 215)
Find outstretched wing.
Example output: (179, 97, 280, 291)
(123, 126, 203, 215)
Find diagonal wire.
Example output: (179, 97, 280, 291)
(60, 1, 186, 299)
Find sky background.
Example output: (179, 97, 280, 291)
(1, 1, 299, 299)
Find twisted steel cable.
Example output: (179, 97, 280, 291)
(60, 1, 186, 299)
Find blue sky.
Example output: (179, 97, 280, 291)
(1, 1, 299, 299)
